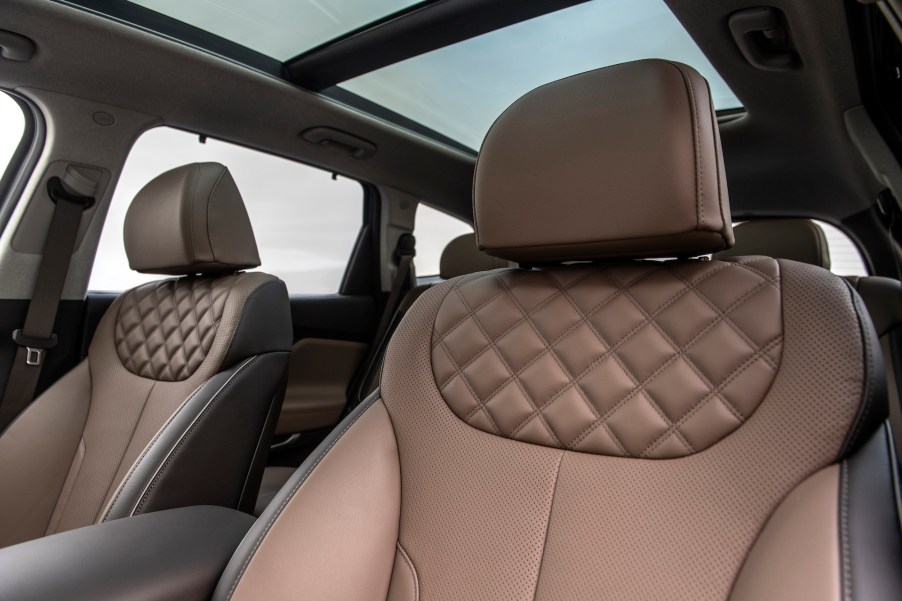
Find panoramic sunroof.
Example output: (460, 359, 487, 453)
(125, 0, 424, 60)
(340, 0, 742, 150)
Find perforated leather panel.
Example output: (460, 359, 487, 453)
(432, 258, 783, 457)
(114, 276, 233, 381)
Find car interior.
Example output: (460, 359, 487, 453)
(0, 0, 900, 599)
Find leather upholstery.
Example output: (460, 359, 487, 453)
(0, 165, 291, 548)
(439, 233, 510, 279)
(0, 506, 255, 601)
(115, 276, 234, 381)
(474, 60, 732, 263)
(432, 257, 782, 457)
(715, 219, 830, 269)
(212, 61, 896, 601)
(124, 163, 261, 275)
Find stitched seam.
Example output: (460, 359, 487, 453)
(640, 336, 783, 456)
(529, 450, 565, 601)
(150, 282, 175, 381)
(668, 61, 703, 228)
(451, 263, 736, 414)
(131, 356, 258, 515)
(438, 269, 635, 389)
(840, 461, 852, 601)
(222, 275, 273, 365)
(432, 269, 581, 351)
(566, 317, 782, 451)
(508, 271, 776, 445)
(456, 285, 563, 445)
(47, 438, 86, 534)
(397, 542, 420, 601)
(206, 167, 227, 263)
(439, 339, 504, 435)
(101, 381, 207, 520)
(546, 270, 693, 452)
(842, 284, 876, 457)
(666, 267, 778, 370)
(91, 380, 157, 522)
(223, 395, 379, 600)
(189, 166, 203, 258)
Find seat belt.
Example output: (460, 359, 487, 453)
(352, 233, 415, 406)
(0, 171, 96, 429)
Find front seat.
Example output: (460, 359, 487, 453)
(0, 162, 292, 548)
(213, 61, 901, 601)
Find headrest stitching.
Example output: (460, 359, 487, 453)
(206, 166, 228, 266)
(666, 61, 703, 232)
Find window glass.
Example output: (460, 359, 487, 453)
(0, 92, 25, 181)
(90, 127, 363, 293)
(414, 204, 473, 277)
(342, 0, 741, 150)
(123, 0, 421, 60)
(814, 221, 869, 276)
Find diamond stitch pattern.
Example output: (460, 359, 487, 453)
(431, 258, 783, 458)
(114, 277, 233, 381)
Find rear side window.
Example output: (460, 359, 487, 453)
(90, 127, 363, 293)
(814, 221, 868, 276)
(414, 204, 473, 276)
(0, 92, 25, 182)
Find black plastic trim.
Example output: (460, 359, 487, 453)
(285, 0, 592, 91)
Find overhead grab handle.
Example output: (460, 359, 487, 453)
(301, 127, 377, 159)
(728, 7, 800, 72)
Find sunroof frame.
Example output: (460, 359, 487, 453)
(55, 0, 743, 153)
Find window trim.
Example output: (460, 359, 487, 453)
(89, 125, 370, 295)
(0, 91, 45, 238)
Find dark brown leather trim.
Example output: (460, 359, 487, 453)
(839, 423, 902, 601)
(839, 279, 889, 458)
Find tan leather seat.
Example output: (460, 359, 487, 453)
(214, 61, 901, 601)
(715, 218, 832, 268)
(255, 232, 509, 516)
(0, 162, 292, 548)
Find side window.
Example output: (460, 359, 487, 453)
(90, 127, 363, 293)
(813, 221, 868, 276)
(414, 203, 473, 276)
(0, 92, 26, 181)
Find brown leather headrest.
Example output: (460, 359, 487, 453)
(439, 233, 510, 279)
(473, 59, 733, 263)
(714, 219, 830, 269)
(124, 162, 261, 275)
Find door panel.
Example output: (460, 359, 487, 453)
(277, 338, 367, 435)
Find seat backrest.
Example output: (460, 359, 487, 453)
(0, 163, 292, 547)
(214, 61, 900, 601)
(715, 218, 831, 268)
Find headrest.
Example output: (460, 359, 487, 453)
(439, 233, 510, 279)
(713, 219, 830, 269)
(124, 162, 261, 275)
(473, 59, 733, 263)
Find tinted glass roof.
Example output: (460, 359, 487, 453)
(126, 0, 423, 60)
(340, 0, 742, 150)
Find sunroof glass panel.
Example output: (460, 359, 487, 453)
(340, 0, 742, 150)
(126, 0, 424, 60)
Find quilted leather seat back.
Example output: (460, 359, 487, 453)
(115, 276, 234, 381)
(432, 257, 783, 458)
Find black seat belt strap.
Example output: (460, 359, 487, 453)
(0, 176, 94, 429)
